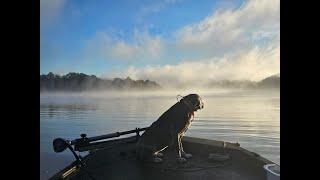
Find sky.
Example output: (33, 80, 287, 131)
(41, 0, 280, 87)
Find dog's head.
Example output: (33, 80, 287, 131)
(181, 94, 204, 112)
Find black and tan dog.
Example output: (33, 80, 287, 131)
(136, 94, 204, 163)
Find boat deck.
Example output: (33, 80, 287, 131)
(52, 137, 271, 180)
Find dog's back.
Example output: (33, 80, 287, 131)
(138, 101, 192, 149)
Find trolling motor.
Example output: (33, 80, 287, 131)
(52, 127, 148, 180)
(53, 127, 148, 167)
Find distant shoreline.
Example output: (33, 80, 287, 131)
(40, 72, 279, 92)
(40, 72, 161, 92)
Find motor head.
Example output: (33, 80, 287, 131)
(53, 138, 69, 153)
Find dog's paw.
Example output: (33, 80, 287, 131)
(153, 157, 163, 163)
(182, 152, 192, 159)
(154, 152, 164, 158)
(177, 157, 187, 163)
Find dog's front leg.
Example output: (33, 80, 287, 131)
(178, 134, 183, 154)
(177, 135, 187, 163)
(179, 135, 192, 159)
(170, 126, 187, 163)
(171, 133, 181, 157)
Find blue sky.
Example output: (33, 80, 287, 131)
(41, 0, 279, 87)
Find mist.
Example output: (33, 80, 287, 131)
(105, 39, 279, 89)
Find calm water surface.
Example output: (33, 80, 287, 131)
(40, 89, 280, 179)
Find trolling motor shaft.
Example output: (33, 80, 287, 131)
(71, 127, 148, 146)
(53, 127, 148, 154)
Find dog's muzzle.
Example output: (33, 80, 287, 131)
(196, 100, 204, 110)
(200, 101, 204, 109)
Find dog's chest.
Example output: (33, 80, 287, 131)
(179, 112, 194, 134)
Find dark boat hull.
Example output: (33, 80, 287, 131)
(50, 136, 274, 180)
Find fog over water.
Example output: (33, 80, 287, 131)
(40, 88, 279, 179)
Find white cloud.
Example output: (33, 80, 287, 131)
(174, 0, 279, 56)
(107, 37, 279, 87)
(111, 31, 164, 60)
(86, 30, 165, 61)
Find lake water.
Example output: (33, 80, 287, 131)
(40, 89, 280, 179)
